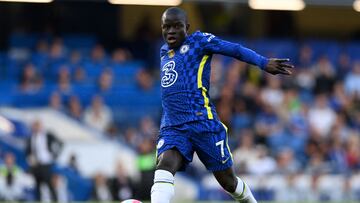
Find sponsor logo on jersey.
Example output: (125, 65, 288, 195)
(161, 61, 178, 87)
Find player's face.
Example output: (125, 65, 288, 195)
(161, 13, 188, 49)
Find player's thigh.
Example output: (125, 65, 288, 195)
(156, 125, 194, 173)
(192, 120, 233, 172)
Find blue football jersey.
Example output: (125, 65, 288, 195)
(159, 31, 268, 128)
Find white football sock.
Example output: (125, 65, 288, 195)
(229, 177, 257, 203)
(151, 169, 175, 203)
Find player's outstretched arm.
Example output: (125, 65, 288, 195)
(264, 58, 294, 75)
(200, 32, 294, 74)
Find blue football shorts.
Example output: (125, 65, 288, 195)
(156, 119, 233, 172)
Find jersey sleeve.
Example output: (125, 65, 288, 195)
(199, 32, 269, 69)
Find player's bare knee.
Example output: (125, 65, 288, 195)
(157, 156, 170, 167)
(156, 155, 178, 174)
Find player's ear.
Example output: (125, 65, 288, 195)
(186, 23, 190, 32)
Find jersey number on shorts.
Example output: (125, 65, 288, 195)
(161, 61, 178, 87)
(216, 140, 225, 158)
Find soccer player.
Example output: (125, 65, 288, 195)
(151, 7, 293, 203)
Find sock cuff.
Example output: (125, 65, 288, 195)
(230, 177, 246, 199)
(154, 169, 175, 185)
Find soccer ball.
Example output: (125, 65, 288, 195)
(120, 199, 142, 203)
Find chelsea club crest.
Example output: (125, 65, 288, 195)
(180, 45, 189, 54)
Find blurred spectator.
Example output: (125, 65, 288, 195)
(48, 91, 64, 111)
(344, 61, 360, 98)
(305, 152, 331, 174)
(297, 45, 313, 68)
(305, 133, 326, 162)
(139, 116, 157, 139)
(34, 40, 49, 57)
(91, 172, 112, 202)
(19, 63, 42, 93)
(68, 154, 79, 174)
(67, 95, 83, 120)
(232, 129, 258, 174)
(275, 148, 301, 175)
(217, 100, 232, 126)
(69, 50, 83, 67)
(108, 163, 134, 201)
(225, 60, 244, 89)
(112, 48, 131, 64)
(231, 98, 252, 132)
(57, 65, 72, 94)
(331, 82, 351, 112)
(0, 154, 3, 166)
(83, 95, 113, 133)
(51, 174, 68, 203)
(123, 127, 142, 149)
(330, 112, 351, 142)
(135, 138, 155, 200)
(260, 76, 284, 109)
(209, 56, 225, 100)
(73, 66, 87, 84)
(136, 69, 154, 91)
(313, 56, 336, 95)
(254, 104, 281, 145)
(274, 174, 302, 201)
(106, 124, 121, 141)
(239, 81, 260, 114)
(283, 88, 301, 114)
(90, 44, 107, 65)
(216, 84, 235, 126)
(345, 134, 360, 171)
(295, 68, 315, 91)
(25, 120, 63, 202)
(308, 94, 336, 137)
(0, 153, 24, 201)
(337, 53, 351, 80)
(307, 174, 322, 201)
(287, 102, 309, 141)
(342, 177, 354, 201)
(327, 135, 348, 173)
(247, 145, 277, 175)
(49, 38, 67, 61)
(97, 69, 114, 93)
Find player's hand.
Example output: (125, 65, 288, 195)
(264, 58, 294, 75)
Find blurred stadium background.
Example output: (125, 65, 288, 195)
(0, 0, 360, 202)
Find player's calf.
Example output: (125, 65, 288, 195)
(229, 177, 257, 203)
(151, 149, 184, 203)
(213, 168, 257, 203)
(213, 168, 238, 193)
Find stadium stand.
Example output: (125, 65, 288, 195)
(0, 32, 360, 201)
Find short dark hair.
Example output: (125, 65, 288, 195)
(162, 7, 188, 23)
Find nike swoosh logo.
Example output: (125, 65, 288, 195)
(222, 157, 230, 164)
